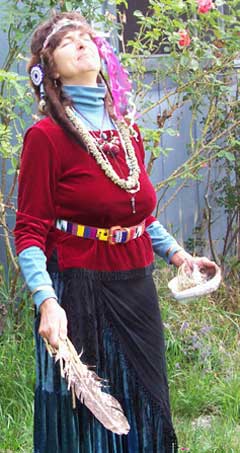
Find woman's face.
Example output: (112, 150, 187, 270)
(52, 29, 101, 86)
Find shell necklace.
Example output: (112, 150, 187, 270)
(65, 106, 141, 213)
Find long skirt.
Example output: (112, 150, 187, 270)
(34, 266, 178, 453)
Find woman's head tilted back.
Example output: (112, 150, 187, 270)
(28, 12, 100, 101)
(27, 12, 113, 145)
(29, 12, 100, 92)
(28, 11, 133, 143)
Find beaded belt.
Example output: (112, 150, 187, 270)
(55, 219, 145, 245)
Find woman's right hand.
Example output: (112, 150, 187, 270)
(39, 298, 68, 348)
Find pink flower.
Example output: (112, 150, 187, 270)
(197, 0, 214, 14)
(178, 30, 191, 47)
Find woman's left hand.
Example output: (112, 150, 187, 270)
(170, 249, 218, 276)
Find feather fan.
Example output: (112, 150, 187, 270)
(44, 337, 130, 435)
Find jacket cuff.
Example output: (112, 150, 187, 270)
(33, 287, 57, 311)
(166, 245, 183, 264)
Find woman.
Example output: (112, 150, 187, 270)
(14, 11, 216, 453)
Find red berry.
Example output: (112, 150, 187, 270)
(111, 145, 120, 155)
(102, 143, 111, 153)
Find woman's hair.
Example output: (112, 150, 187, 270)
(28, 11, 114, 147)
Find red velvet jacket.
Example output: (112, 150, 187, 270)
(14, 117, 157, 272)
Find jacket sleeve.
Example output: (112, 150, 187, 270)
(14, 125, 60, 308)
(146, 220, 183, 263)
(14, 126, 60, 254)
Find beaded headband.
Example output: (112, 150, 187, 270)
(42, 19, 87, 48)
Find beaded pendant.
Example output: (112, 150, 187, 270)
(96, 132, 121, 157)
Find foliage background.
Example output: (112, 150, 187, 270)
(0, 0, 239, 452)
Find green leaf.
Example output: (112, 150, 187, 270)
(218, 150, 236, 162)
(180, 55, 190, 67)
(65, 1, 73, 12)
(7, 168, 16, 175)
(114, 0, 128, 7)
(160, 128, 179, 137)
(11, 156, 18, 169)
(189, 59, 199, 71)
(133, 10, 144, 19)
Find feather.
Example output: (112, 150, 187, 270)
(44, 337, 130, 435)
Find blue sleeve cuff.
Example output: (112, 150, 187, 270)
(33, 288, 58, 309)
(146, 220, 182, 264)
(18, 246, 57, 309)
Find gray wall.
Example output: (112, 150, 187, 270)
(136, 62, 211, 252)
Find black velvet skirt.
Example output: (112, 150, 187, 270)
(34, 265, 178, 453)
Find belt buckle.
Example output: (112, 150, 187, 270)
(108, 225, 121, 245)
(108, 225, 131, 245)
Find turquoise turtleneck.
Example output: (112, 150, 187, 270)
(63, 84, 115, 131)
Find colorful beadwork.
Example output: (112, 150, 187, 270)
(56, 219, 145, 244)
